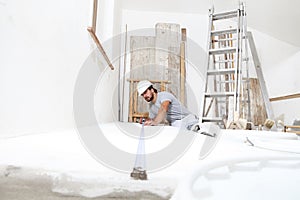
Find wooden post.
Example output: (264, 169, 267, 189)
(180, 28, 186, 106)
(133, 89, 138, 122)
(92, 0, 98, 32)
(128, 80, 134, 122)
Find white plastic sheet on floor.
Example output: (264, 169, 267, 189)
(1, 122, 300, 199)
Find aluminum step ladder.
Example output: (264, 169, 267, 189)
(247, 31, 275, 123)
(201, 3, 251, 128)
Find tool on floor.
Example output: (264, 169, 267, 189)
(199, 123, 221, 159)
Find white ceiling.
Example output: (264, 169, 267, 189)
(119, 0, 300, 47)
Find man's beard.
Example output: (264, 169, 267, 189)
(145, 95, 154, 102)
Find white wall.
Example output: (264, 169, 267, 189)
(0, 0, 107, 137)
(269, 49, 300, 124)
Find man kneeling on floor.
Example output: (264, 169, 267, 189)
(137, 80, 212, 135)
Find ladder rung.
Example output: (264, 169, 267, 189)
(214, 59, 235, 63)
(215, 100, 227, 103)
(209, 47, 236, 55)
(217, 78, 250, 83)
(217, 80, 235, 84)
(212, 10, 238, 20)
(205, 92, 235, 97)
(202, 117, 223, 123)
(204, 97, 249, 103)
(212, 38, 237, 42)
(211, 28, 237, 36)
(207, 68, 236, 75)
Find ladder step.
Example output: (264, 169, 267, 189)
(211, 28, 237, 36)
(212, 38, 237, 42)
(209, 47, 236, 54)
(207, 68, 236, 75)
(202, 117, 223, 123)
(205, 92, 235, 97)
(212, 10, 238, 20)
(214, 59, 235, 63)
(217, 79, 249, 84)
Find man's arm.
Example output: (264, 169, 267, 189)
(145, 101, 170, 126)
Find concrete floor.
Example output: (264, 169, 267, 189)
(0, 165, 170, 200)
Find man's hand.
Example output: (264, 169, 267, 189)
(142, 101, 170, 126)
(139, 118, 154, 126)
(144, 118, 154, 126)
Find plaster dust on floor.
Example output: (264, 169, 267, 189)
(1, 122, 300, 199)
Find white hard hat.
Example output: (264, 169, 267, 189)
(137, 80, 153, 96)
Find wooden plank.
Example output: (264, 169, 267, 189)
(132, 112, 149, 118)
(156, 23, 181, 96)
(129, 34, 162, 116)
(180, 28, 187, 105)
(87, 0, 114, 70)
(87, 27, 114, 70)
(130, 36, 155, 80)
(128, 80, 134, 122)
(181, 28, 187, 42)
(180, 41, 186, 105)
(248, 78, 267, 126)
(129, 35, 156, 115)
(133, 90, 138, 120)
(284, 125, 300, 135)
(270, 93, 300, 102)
(284, 125, 300, 129)
(92, 0, 98, 32)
